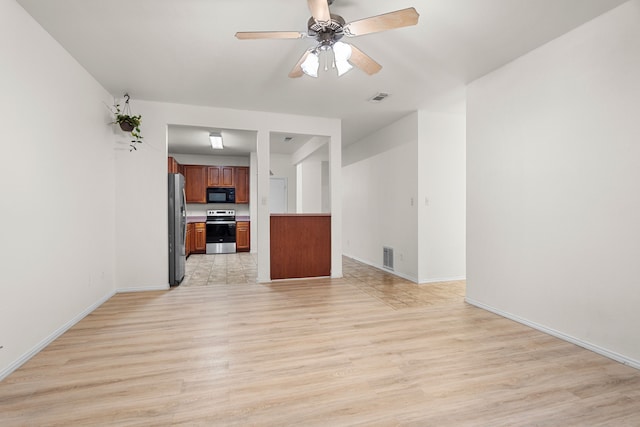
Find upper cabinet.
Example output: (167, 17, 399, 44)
(184, 165, 207, 203)
(235, 167, 249, 204)
(208, 166, 234, 187)
(172, 158, 249, 204)
(168, 156, 185, 175)
(168, 157, 180, 174)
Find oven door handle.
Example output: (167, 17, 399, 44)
(206, 221, 237, 225)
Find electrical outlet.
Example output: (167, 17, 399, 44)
(400, 253, 404, 261)
(410, 197, 414, 206)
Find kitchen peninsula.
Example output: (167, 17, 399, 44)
(270, 214, 331, 280)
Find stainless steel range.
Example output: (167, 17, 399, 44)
(206, 209, 236, 254)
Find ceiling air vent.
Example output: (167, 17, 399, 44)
(283, 136, 294, 142)
(369, 92, 389, 103)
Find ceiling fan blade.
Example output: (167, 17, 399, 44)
(289, 50, 312, 78)
(307, 0, 331, 23)
(344, 7, 420, 36)
(349, 45, 382, 75)
(235, 31, 305, 40)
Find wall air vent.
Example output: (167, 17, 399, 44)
(369, 92, 389, 103)
(383, 246, 394, 270)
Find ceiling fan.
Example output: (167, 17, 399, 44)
(235, 0, 420, 78)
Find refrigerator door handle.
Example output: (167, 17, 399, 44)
(181, 187, 187, 244)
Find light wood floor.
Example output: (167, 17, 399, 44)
(1, 256, 639, 426)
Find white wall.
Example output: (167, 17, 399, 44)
(270, 153, 297, 212)
(114, 100, 342, 286)
(342, 110, 466, 283)
(343, 113, 420, 280)
(418, 111, 466, 283)
(467, 0, 640, 366)
(321, 161, 330, 213)
(250, 152, 258, 252)
(297, 160, 323, 213)
(0, 0, 116, 379)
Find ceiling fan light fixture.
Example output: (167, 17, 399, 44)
(301, 51, 320, 78)
(333, 41, 353, 76)
(209, 132, 224, 149)
(236, 4, 420, 79)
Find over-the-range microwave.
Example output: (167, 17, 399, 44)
(207, 187, 235, 204)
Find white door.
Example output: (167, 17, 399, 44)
(269, 178, 287, 213)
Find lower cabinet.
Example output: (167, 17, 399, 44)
(187, 222, 206, 257)
(193, 223, 206, 254)
(186, 223, 194, 258)
(236, 221, 250, 252)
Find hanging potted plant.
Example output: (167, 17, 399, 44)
(110, 93, 144, 151)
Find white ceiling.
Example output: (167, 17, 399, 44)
(17, 0, 629, 155)
(167, 125, 316, 156)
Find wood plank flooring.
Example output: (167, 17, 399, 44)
(1, 255, 639, 426)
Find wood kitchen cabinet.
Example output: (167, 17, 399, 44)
(182, 163, 248, 204)
(236, 221, 250, 252)
(167, 156, 180, 174)
(186, 223, 194, 258)
(184, 165, 207, 203)
(193, 222, 206, 254)
(235, 167, 249, 204)
(207, 166, 235, 187)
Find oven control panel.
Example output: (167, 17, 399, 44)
(207, 209, 235, 217)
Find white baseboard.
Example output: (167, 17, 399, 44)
(0, 289, 116, 382)
(387, 269, 418, 283)
(343, 254, 467, 285)
(419, 275, 466, 285)
(343, 255, 465, 285)
(343, 254, 418, 283)
(465, 297, 640, 371)
(116, 284, 169, 293)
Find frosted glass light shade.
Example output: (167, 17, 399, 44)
(333, 42, 353, 77)
(301, 52, 320, 78)
(209, 133, 223, 149)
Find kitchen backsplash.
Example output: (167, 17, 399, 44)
(187, 203, 250, 218)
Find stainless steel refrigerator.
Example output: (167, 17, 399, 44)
(168, 173, 186, 285)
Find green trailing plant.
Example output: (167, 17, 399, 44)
(110, 94, 143, 151)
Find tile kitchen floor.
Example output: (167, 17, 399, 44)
(182, 252, 258, 286)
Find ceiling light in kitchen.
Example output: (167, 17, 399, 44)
(209, 132, 223, 149)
